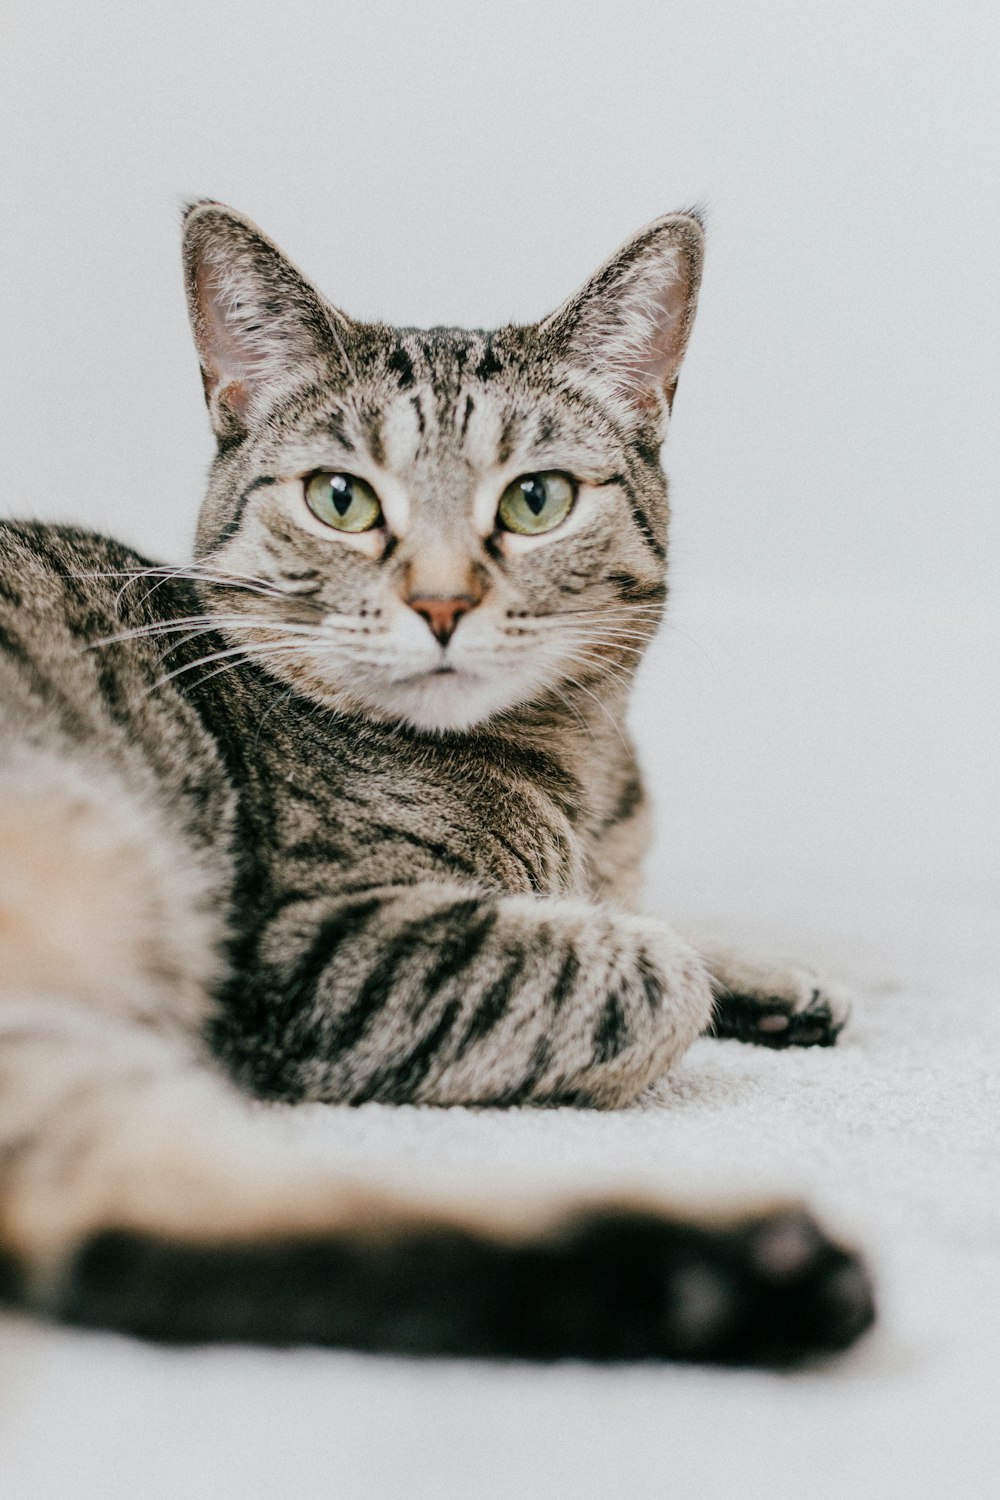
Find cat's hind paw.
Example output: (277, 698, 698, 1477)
(660, 1205, 875, 1364)
(525, 1200, 874, 1365)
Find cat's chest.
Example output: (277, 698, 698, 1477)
(258, 732, 590, 900)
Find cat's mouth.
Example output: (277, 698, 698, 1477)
(345, 657, 539, 732)
(393, 662, 471, 685)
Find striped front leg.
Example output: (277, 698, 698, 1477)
(217, 884, 713, 1108)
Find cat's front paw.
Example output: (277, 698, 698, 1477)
(702, 950, 852, 1049)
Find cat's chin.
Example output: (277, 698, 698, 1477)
(355, 669, 534, 735)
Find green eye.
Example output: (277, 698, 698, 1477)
(304, 472, 383, 532)
(496, 472, 576, 536)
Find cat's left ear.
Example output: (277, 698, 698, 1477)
(539, 212, 704, 426)
(183, 202, 352, 442)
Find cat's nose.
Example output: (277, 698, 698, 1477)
(407, 595, 476, 646)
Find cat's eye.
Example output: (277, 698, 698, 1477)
(496, 472, 576, 536)
(304, 472, 384, 533)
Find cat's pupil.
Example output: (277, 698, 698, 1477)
(522, 478, 546, 516)
(330, 476, 353, 516)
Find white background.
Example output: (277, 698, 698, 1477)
(2, 8, 1000, 1497)
(1, 0, 997, 605)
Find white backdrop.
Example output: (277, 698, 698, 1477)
(1, 0, 996, 605)
(2, 10, 1000, 1497)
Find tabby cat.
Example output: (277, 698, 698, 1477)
(0, 204, 873, 1363)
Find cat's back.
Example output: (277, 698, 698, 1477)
(0, 520, 236, 856)
(0, 520, 189, 678)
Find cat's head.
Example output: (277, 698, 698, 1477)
(183, 203, 703, 733)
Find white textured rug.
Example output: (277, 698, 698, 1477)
(1, 594, 997, 1500)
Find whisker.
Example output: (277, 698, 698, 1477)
(558, 668, 630, 751)
(561, 642, 642, 667)
(511, 620, 656, 641)
(559, 636, 641, 666)
(560, 654, 637, 697)
(317, 620, 381, 634)
(252, 684, 298, 754)
(531, 606, 720, 674)
(150, 619, 320, 666)
(544, 681, 599, 748)
(74, 564, 293, 610)
(173, 644, 308, 697)
(85, 612, 318, 652)
(87, 614, 238, 651)
(146, 638, 308, 694)
(135, 560, 286, 592)
(550, 629, 652, 649)
(554, 605, 665, 621)
(155, 571, 289, 605)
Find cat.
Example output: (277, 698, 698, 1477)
(0, 203, 872, 1363)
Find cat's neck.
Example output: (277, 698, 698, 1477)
(484, 672, 638, 773)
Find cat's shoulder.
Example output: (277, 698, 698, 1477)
(0, 522, 175, 628)
(0, 518, 155, 577)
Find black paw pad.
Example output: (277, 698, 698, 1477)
(710, 989, 845, 1049)
(658, 1208, 875, 1365)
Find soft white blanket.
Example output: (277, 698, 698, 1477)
(1, 594, 997, 1500)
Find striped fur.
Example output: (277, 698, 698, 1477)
(0, 208, 871, 1361)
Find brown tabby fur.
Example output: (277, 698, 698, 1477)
(0, 206, 871, 1362)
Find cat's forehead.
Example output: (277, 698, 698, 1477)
(375, 331, 513, 471)
(361, 327, 546, 469)
(285, 325, 613, 488)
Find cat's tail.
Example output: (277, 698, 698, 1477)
(0, 1006, 874, 1364)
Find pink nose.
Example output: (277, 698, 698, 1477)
(407, 595, 475, 646)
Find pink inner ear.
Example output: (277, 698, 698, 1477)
(184, 205, 348, 441)
(195, 260, 246, 397)
(611, 249, 696, 416)
(631, 273, 688, 389)
(547, 220, 703, 419)
(193, 254, 265, 435)
(217, 379, 252, 422)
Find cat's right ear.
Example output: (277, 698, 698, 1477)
(538, 212, 705, 429)
(182, 202, 351, 443)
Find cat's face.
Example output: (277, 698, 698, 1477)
(184, 206, 703, 732)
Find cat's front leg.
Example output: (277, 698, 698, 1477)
(220, 885, 714, 1108)
(695, 940, 853, 1049)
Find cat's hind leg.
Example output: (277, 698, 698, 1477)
(0, 749, 225, 1036)
(0, 1013, 874, 1366)
(697, 940, 853, 1049)
(58, 1195, 874, 1365)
